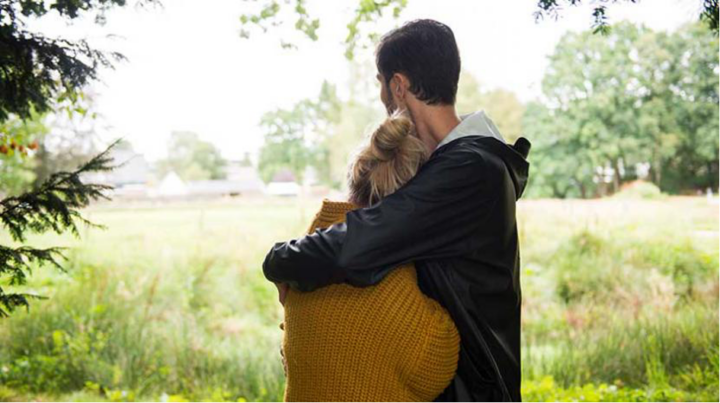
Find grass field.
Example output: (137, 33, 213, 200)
(0, 196, 718, 402)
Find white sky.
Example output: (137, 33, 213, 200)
(31, 0, 701, 161)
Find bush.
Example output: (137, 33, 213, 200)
(614, 181, 665, 200)
(550, 230, 716, 305)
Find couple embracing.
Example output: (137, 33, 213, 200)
(263, 19, 530, 402)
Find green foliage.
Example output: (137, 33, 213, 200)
(258, 81, 342, 184)
(343, 0, 408, 60)
(156, 132, 228, 181)
(534, 0, 718, 35)
(456, 72, 526, 143)
(239, 0, 717, 59)
(238, 0, 408, 59)
(30, 92, 103, 187)
(525, 305, 718, 396)
(0, 149, 38, 197)
(613, 181, 664, 200)
(548, 229, 716, 305)
(522, 375, 714, 402)
(257, 77, 386, 188)
(0, 112, 48, 195)
(0, 201, 296, 401)
(0, 0, 157, 122)
(0, 141, 117, 317)
(0, 261, 284, 400)
(525, 22, 719, 198)
(700, 0, 720, 34)
(0, 197, 717, 402)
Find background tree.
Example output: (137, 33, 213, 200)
(0, 0, 156, 125)
(524, 22, 718, 198)
(238, 0, 718, 59)
(257, 81, 342, 184)
(456, 72, 526, 144)
(239, 0, 408, 59)
(535, 0, 718, 34)
(1, 0, 152, 316)
(157, 132, 228, 181)
(31, 92, 104, 188)
(0, 142, 117, 317)
(259, 69, 530, 189)
(0, 112, 46, 196)
(658, 22, 720, 192)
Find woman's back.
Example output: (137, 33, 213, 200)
(282, 200, 460, 402)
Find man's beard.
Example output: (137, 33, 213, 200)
(385, 102, 397, 116)
(383, 86, 398, 116)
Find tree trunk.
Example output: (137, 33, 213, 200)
(612, 160, 621, 194)
(653, 158, 662, 186)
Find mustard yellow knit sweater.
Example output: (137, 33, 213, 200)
(281, 200, 460, 402)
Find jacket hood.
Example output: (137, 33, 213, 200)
(436, 111, 531, 200)
(495, 136, 531, 200)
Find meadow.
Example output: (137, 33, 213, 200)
(0, 196, 718, 402)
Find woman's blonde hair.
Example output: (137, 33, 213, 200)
(348, 113, 428, 207)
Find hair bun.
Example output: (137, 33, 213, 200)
(370, 114, 414, 162)
(347, 113, 428, 206)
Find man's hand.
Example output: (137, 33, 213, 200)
(275, 282, 289, 305)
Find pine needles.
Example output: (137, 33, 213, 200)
(0, 140, 119, 317)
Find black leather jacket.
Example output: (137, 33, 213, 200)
(263, 135, 530, 401)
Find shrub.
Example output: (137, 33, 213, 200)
(614, 181, 665, 200)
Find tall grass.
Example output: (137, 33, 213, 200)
(0, 197, 717, 401)
(519, 198, 719, 402)
(0, 258, 285, 401)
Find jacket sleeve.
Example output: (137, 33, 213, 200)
(262, 147, 499, 292)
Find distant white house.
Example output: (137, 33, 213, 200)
(225, 164, 266, 196)
(185, 165, 265, 197)
(150, 166, 266, 199)
(154, 172, 188, 197)
(303, 166, 319, 186)
(87, 147, 269, 199)
(110, 147, 151, 186)
(82, 144, 152, 198)
(267, 169, 300, 196)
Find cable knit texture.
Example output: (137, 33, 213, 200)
(282, 200, 460, 402)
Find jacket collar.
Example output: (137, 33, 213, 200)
(434, 110, 506, 152)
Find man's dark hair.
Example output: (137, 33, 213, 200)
(376, 19, 461, 106)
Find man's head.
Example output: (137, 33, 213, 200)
(375, 19, 461, 115)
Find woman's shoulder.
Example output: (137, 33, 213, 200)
(306, 199, 359, 234)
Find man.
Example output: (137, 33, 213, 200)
(263, 19, 530, 402)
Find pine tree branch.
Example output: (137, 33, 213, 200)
(0, 139, 119, 317)
(0, 289, 47, 318)
(0, 139, 119, 242)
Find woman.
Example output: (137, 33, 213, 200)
(280, 113, 460, 402)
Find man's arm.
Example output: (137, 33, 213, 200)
(263, 147, 500, 292)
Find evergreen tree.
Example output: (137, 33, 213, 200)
(0, 0, 147, 315)
(0, 141, 118, 317)
(0, 0, 156, 123)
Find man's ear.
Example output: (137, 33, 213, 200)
(390, 73, 410, 103)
